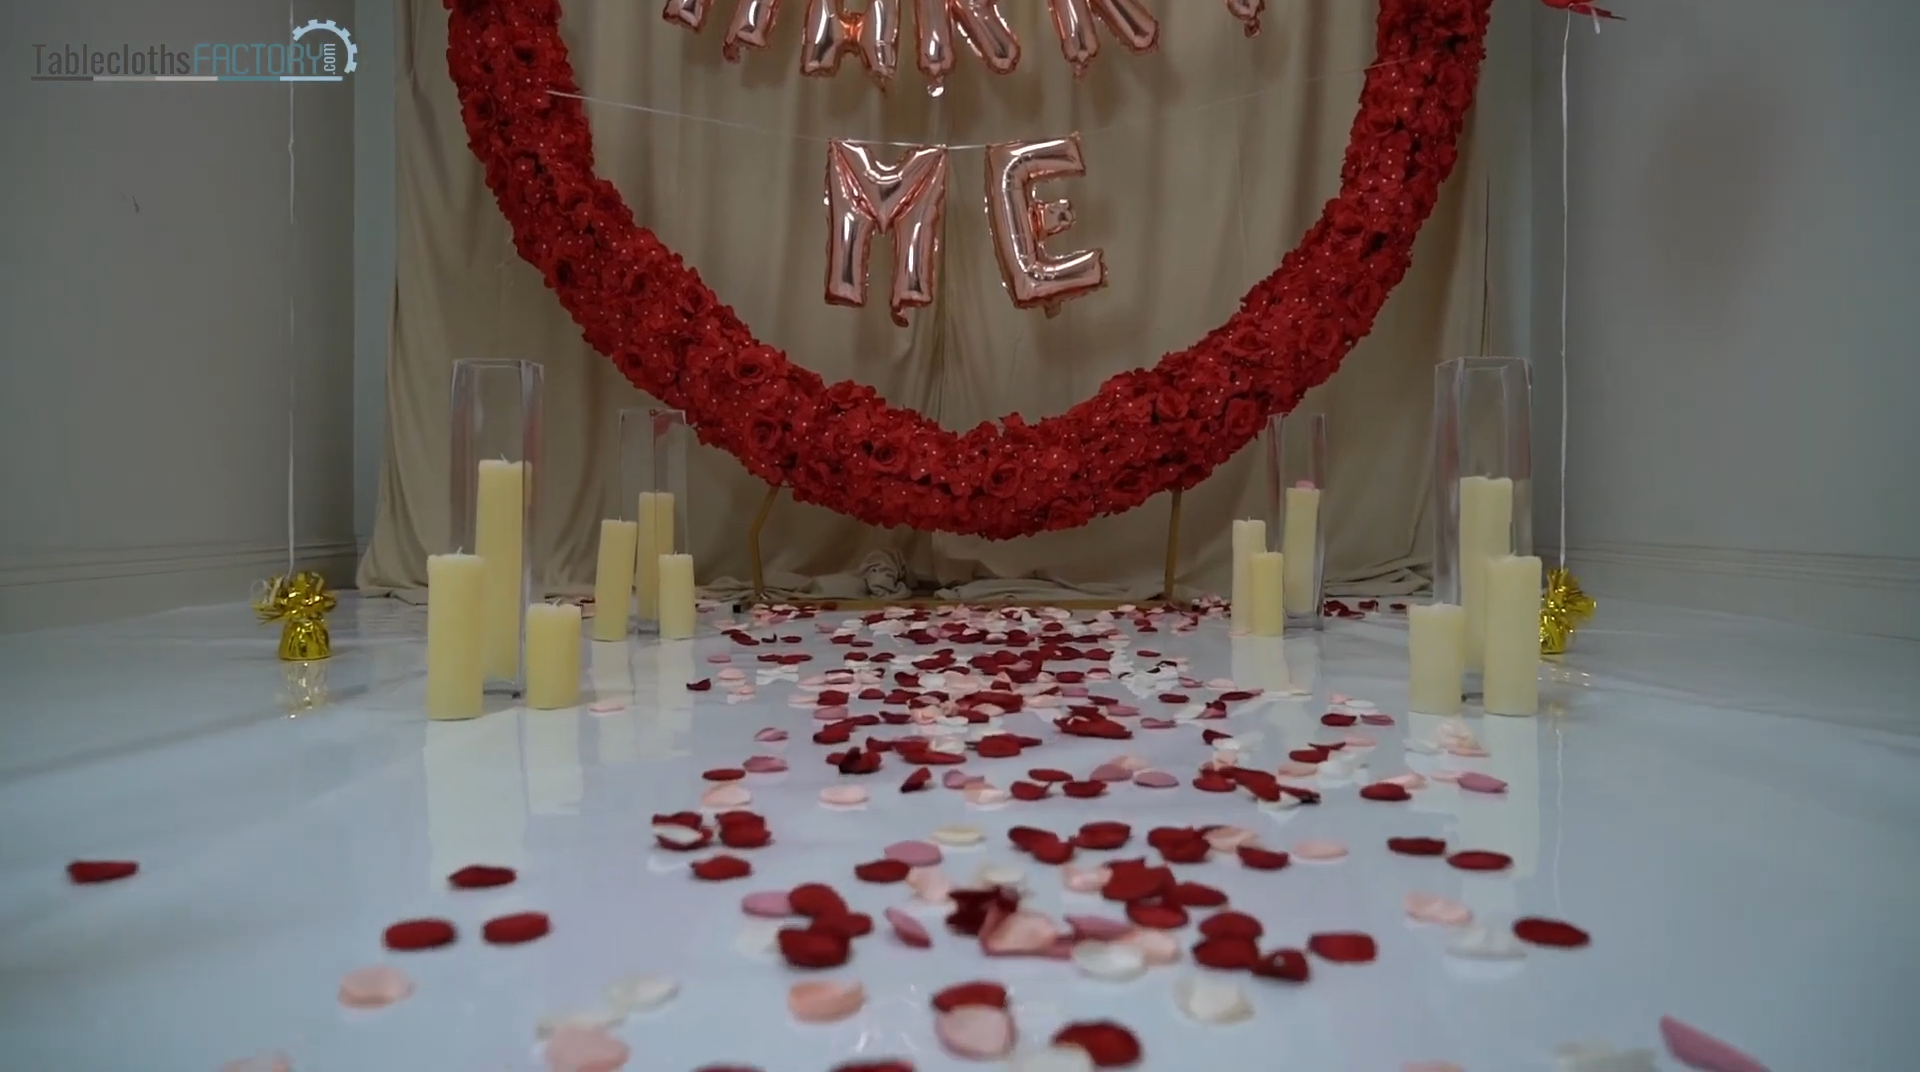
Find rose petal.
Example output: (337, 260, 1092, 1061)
(543, 1025, 630, 1072)
(787, 980, 866, 1024)
(337, 965, 414, 1008)
(1658, 1015, 1772, 1072)
(1172, 973, 1254, 1024)
(1071, 939, 1147, 981)
(934, 1004, 1018, 1060)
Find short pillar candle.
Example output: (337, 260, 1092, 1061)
(426, 553, 485, 720)
(1249, 551, 1285, 637)
(658, 554, 697, 641)
(1483, 555, 1542, 716)
(1230, 519, 1266, 632)
(590, 519, 639, 642)
(524, 602, 582, 710)
(1407, 603, 1466, 715)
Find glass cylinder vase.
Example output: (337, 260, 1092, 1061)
(1263, 412, 1328, 630)
(621, 407, 692, 632)
(1430, 357, 1533, 674)
(450, 358, 543, 695)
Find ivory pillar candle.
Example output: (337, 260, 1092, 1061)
(634, 492, 675, 622)
(1482, 555, 1542, 716)
(1407, 603, 1466, 715)
(426, 553, 485, 720)
(475, 459, 528, 681)
(1458, 476, 1514, 672)
(590, 519, 639, 642)
(658, 553, 697, 640)
(1249, 551, 1285, 637)
(1230, 519, 1266, 631)
(524, 602, 582, 710)
(1280, 484, 1321, 616)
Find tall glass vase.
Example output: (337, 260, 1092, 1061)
(1263, 412, 1328, 630)
(620, 407, 692, 632)
(1430, 357, 1532, 674)
(450, 359, 544, 695)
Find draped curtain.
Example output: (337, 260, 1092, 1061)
(359, 0, 1488, 600)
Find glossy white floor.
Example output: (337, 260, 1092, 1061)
(2, 594, 1917, 1072)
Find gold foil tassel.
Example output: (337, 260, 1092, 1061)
(1539, 566, 1596, 656)
(253, 571, 337, 661)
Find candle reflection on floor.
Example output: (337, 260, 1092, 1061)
(631, 640, 694, 760)
(523, 708, 583, 816)
(591, 642, 641, 765)
(424, 712, 526, 882)
(1401, 708, 1542, 921)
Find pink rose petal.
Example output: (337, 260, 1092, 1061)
(544, 1025, 631, 1072)
(1278, 761, 1319, 777)
(337, 964, 414, 1009)
(1457, 772, 1508, 794)
(818, 785, 869, 807)
(884, 840, 944, 867)
(1361, 713, 1396, 726)
(934, 1005, 1017, 1060)
(741, 755, 788, 773)
(1131, 770, 1179, 789)
(1140, 717, 1178, 730)
(700, 784, 752, 809)
(942, 770, 974, 790)
(753, 728, 788, 743)
(705, 653, 733, 663)
(1064, 913, 1133, 940)
(1403, 891, 1473, 927)
(1293, 838, 1349, 861)
(1660, 1015, 1772, 1072)
(982, 909, 1059, 955)
(741, 890, 793, 917)
(884, 906, 932, 948)
(1088, 763, 1133, 782)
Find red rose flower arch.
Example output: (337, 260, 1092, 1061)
(444, 0, 1493, 539)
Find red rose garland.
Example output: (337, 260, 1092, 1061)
(443, 0, 1492, 539)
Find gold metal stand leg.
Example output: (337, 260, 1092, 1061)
(1163, 487, 1183, 606)
(747, 483, 781, 603)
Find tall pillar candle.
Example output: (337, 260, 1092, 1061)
(1230, 519, 1266, 632)
(1483, 555, 1542, 716)
(426, 552, 486, 720)
(1249, 551, 1285, 637)
(634, 492, 675, 622)
(590, 519, 639, 641)
(658, 554, 697, 640)
(1458, 476, 1514, 673)
(524, 602, 582, 710)
(1281, 484, 1321, 615)
(475, 459, 528, 681)
(1407, 603, 1466, 715)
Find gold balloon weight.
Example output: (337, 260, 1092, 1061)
(253, 572, 337, 661)
(1538, 566, 1597, 656)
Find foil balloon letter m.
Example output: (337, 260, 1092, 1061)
(823, 141, 950, 326)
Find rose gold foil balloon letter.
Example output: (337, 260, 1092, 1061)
(824, 141, 950, 326)
(913, 0, 1020, 95)
(662, 0, 711, 31)
(1046, 0, 1159, 78)
(1223, 0, 1265, 36)
(802, 0, 901, 87)
(724, 0, 784, 60)
(985, 134, 1107, 314)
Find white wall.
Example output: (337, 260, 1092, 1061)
(0, 0, 357, 631)
(353, 0, 394, 550)
(1534, 0, 1920, 639)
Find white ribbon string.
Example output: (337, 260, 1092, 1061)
(1557, 14, 1569, 568)
(546, 54, 1419, 151)
(285, 6, 299, 578)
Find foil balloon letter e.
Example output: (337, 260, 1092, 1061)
(1046, 0, 1159, 78)
(824, 141, 950, 326)
(985, 133, 1107, 314)
(802, 0, 902, 88)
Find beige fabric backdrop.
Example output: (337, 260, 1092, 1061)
(360, 0, 1488, 601)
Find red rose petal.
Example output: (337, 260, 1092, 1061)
(1252, 947, 1310, 982)
(1192, 936, 1260, 970)
(930, 980, 1008, 1012)
(686, 678, 713, 691)
(853, 859, 912, 883)
(811, 912, 875, 939)
(1158, 837, 1211, 864)
(1028, 767, 1073, 782)
(1446, 849, 1514, 872)
(900, 767, 932, 792)
(1197, 910, 1264, 940)
(1051, 1021, 1143, 1068)
(383, 918, 457, 951)
(1191, 772, 1237, 793)
(788, 882, 850, 918)
(1008, 780, 1051, 801)
(1513, 916, 1592, 949)
(1288, 747, 1329, 764)
(447, 864, 516, 889)
(1236, 846, 1291, 871)
(1028, 838, 1075, 866)
(1169, 882, 1228, 908)
(1101, 866, 1170, 902)
(719, 824, 772, 849)
(481, 911, 551, 945)
(830, 1062, 915, 1072)
(1386, 836, 1448, 857)
(1307, 931, 1377, 963)
(690, 854, 754, 881)
(1359, 782, 1412, 802)
(702, 768, 746, 782)
(1125, 901, 1189, 930)
(1007, 826, 1061, 852)
(1072, 821, 1132, 851)
(777, 926, 852, 969)
(66, 860, 140, 884)
(1320, 712, 1358, 726)
(1061, 780, 1106, 799)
